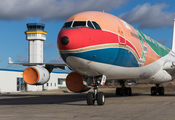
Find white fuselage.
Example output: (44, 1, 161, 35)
(65, 50, 175, 84)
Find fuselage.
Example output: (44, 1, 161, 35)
(57, 11, 174, 84)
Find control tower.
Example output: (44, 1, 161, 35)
(25, 23, 47, 63)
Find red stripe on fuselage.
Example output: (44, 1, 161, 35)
(126, 40, 140, 58)
(58, 28, 140, 58)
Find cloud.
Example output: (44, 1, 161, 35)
(0, 57, 5, 62)
(0, 0, 129, 21)
(44, 42, 55, 49)
(157, 38, 172, 49)
(157, 38, 171, 44)
(49, 56, 64, 63)
(119, 3, 175, 29)
(16, 54, 28, 63)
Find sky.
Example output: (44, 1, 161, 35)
(0, 0, 175, 72)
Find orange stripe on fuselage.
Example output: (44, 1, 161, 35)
(66, 11, 160, 65)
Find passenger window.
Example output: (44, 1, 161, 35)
(73, 21, 86, 27)
(62, 21, 72, 28)
(92, 21, 102, 30)
(87, 21, 94, 29)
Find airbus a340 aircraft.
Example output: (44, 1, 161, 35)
(10, 11, 175, 105)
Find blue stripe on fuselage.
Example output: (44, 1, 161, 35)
(61, 48, 139, 67)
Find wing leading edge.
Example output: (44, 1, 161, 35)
(8, 57, 67, 70)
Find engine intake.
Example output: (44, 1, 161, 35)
(23, 66, 50, 85)
(66, 72, 90, 92)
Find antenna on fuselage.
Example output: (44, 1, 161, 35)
(172, 19, 175, 52)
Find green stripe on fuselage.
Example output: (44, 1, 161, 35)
(134, 28, 170, 57)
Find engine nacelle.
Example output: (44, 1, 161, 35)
(150, 69, 172, 83)
(23, 66, 50, 85)
(66, 72, 90, 92)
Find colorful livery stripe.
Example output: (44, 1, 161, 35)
(58, 11, 171, 67)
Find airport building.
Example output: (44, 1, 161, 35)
(0, 23, 69, 93)
(0, 68, 68, 93)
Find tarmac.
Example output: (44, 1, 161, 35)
(1, 88, 175, 120)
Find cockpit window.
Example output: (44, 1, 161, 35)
(62, 21, 72, 28)
(62, 20, 102, 30)
(92, 21, 101, 30)
(87, 21, 94, 29)
(73, 21, 86, 27)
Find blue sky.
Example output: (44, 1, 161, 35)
(0, 0, 175, 72)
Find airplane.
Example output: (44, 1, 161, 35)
(9, 11, 175, 106)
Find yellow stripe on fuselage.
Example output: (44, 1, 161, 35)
(59, 43, 140, 62)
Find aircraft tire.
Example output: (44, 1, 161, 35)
(159, 87, 164, 95)
(125, 88, 129, 95)
(87, 92, 94, 105)
(128, 87, 132, 96)
(151, 87, 156, 95)
(124, 87, 132, 96)
(119, 88, 123, 96)
(116, 88, 120, 96)
(97, 92, 105, 105)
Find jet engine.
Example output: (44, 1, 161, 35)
(66, 72, 90, 92)
(23, 66, 50, 85)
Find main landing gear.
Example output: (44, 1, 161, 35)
(151, 84, 164, 95)
(116, 81, 132, 96)
(86, 78, 105, 105)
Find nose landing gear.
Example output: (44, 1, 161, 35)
(86, 78, 105, 105)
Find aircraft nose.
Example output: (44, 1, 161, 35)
(61, 36, 69, 45)
(58, 29, 84, 51)
(57, 29, 84, 63)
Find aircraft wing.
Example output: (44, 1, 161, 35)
(8, 57, 67, 70)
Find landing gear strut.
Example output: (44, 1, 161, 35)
(116, 81, 132, 96)
(86, 78, 105, 105)
(151, 84, 164, 95)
